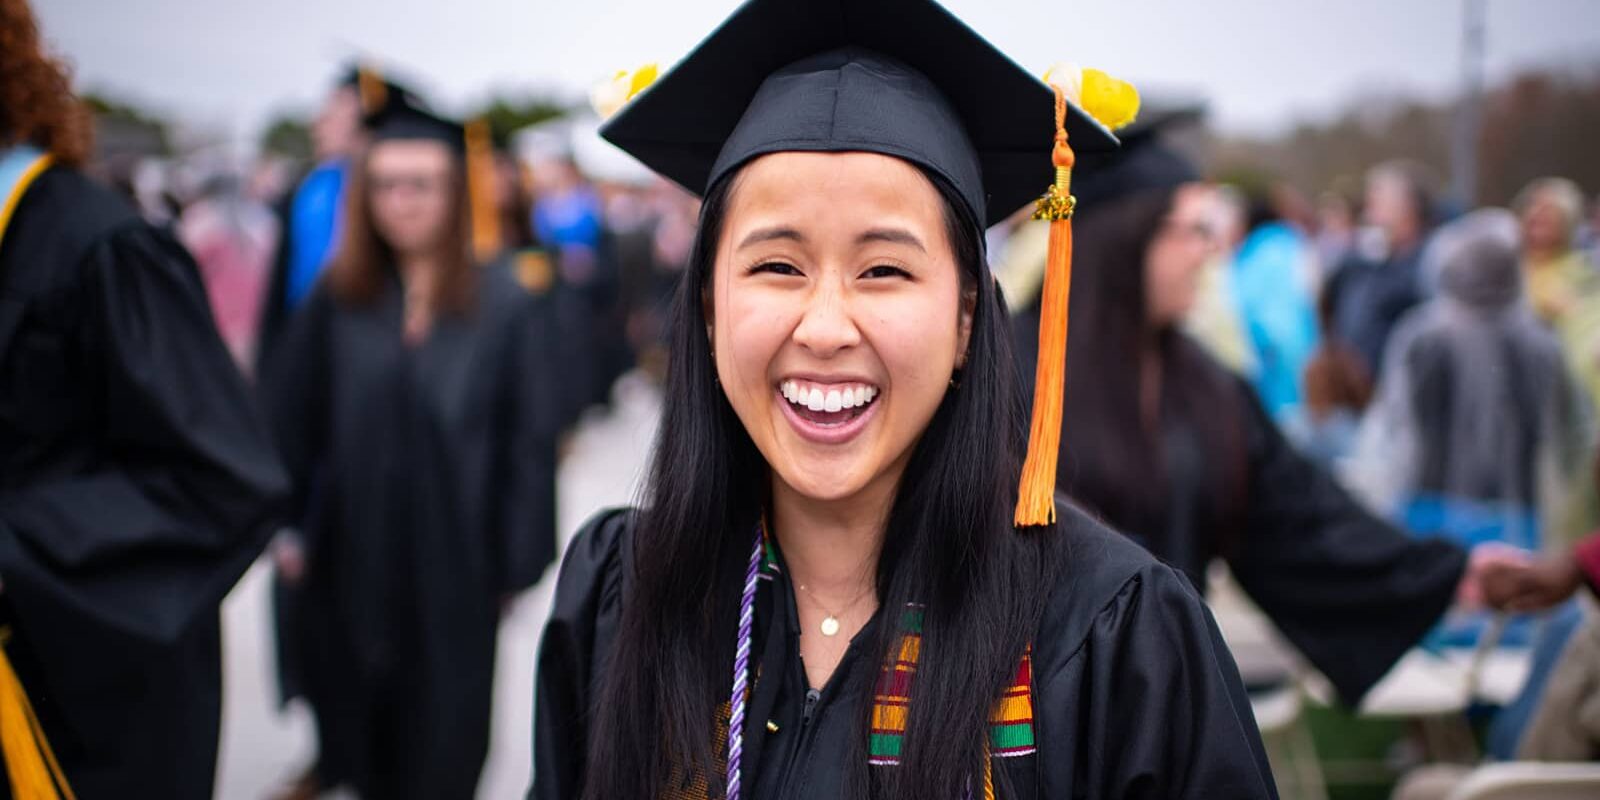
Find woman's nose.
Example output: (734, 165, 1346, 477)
(791, 284, 861, 359)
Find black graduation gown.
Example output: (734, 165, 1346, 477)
(263, 262, 560, 798)
(0, 166, 289, 798)
(252, 186, 297, 376)
(505, 247, 589, 436)
(1070, 358, 1469, 705)
(531, 506, 1278, 799)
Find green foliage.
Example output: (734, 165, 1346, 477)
(472, 96, 574, 148)
(1207, 65, 1600, 205)
(81, 91, 172, 156)
(260, 115, 313, 161)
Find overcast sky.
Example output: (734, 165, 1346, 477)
(33, 0, 1600, 147)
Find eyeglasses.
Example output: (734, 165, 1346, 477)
(1156, 218, 1216, 245)
(369, 173, 449, 195)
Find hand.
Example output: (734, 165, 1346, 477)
(1480, 551, 1585, 613)
(1457, 543, 1533, 609)
(272, 529, 308, 584)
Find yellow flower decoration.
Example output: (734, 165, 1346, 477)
(590, 63, 660, 120)
(1042, 62, 1139, 132)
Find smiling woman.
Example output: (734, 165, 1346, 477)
(530, 1, 1277, 798)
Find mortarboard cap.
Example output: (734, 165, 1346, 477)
(599, 0, 1120, 229)
(366, 99, 467, 154)
(338, 64, 426, 122)
(1072, 104, 1203, 210)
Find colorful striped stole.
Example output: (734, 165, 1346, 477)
(868, 608, 1037, 766)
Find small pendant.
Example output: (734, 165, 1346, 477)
(819, 616, 841, 637)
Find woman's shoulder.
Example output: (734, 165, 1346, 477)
(1030, 505, 1277, 797)
(1036, 500, 1207, 656)
(547, 506, 639, 622)
(1049, 499, 1175, 590)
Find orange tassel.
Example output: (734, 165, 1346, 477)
(464, 119, 502, 263)
(355, 66, 388, 116)
(1014, 87, 1077, 529)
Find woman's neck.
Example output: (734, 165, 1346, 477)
(397, 253, 438, 287)
(769, 474, 892, 602)
(397, 253, 440, 343)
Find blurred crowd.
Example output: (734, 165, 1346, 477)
(7, 0, 1600, 795)
(65, 65, 1600, 799)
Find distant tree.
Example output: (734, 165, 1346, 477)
(472, 96, 573, 147)
(81, 91, 171, 156)
(1205, 64, 1600, 208)
(1476, 69, 1600, 205)
(261, 115, 313, 162)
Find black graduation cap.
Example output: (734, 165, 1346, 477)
(338, 64, 426, 121)
(600, 0, 1120, 228)
(1072, 104, 1204, 210)
(366, 99, 468, 154)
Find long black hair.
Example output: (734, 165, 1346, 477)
(1056, 187, 1247, 563)
(581, 163, 1063, 800)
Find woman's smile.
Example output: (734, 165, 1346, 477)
(776, 377, 882, 444)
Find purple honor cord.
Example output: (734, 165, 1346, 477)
(723, 525, 985, 799)
(725, 526, 763, 799)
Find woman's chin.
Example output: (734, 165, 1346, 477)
(771, 459, 874, 504)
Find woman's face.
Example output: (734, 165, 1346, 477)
(1145, 183, 1217, 329)
(1521, 190, 1571, 254)
(367, 140, 457, 258)
(710, 152, 972, 504)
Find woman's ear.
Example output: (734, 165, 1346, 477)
(955, 282, 977, 369)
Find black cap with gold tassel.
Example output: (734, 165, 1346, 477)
(1014, 66, 1139, 528)
(364, 96, 503, 264)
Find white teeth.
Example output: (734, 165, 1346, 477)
(780, 381, 880, 412)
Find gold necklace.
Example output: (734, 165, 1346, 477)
(795, 581, 874, 637)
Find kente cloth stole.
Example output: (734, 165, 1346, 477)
(868, 607, 1036, 766)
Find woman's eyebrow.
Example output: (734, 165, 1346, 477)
(738, 225, 805, 249)
(857, 227, 926, 253)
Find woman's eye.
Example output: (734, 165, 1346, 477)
(861, 264, 911, 279)
(751, 261, 803, 277)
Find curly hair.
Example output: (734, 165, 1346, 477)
(0, 0, 91, 166)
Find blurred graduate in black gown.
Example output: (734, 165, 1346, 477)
(0, 1, 288, 796)
(1006, 114, 1470, 705)
(262, 92, 560, 799)
(482, 122, 588, 436)
(256, 66, 423, 372)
